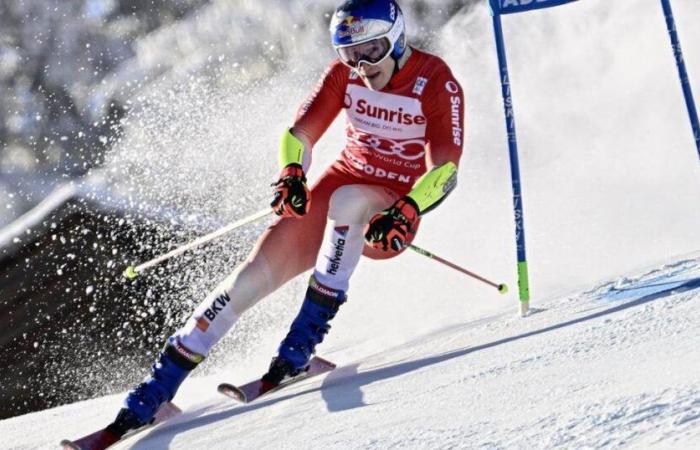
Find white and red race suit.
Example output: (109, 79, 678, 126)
(174, 49, 465, 357)
(295, 48, 464, 194)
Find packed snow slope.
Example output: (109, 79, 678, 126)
(2, 0, 700, 448)
(2, 255, 700, 449)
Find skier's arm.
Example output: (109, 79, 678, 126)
(405, 161, 458, 215)
(272, 61, 347, 217)
(279, 60, 348, 171)
(364, 161, 458, 251)
(407, 66, 465, 215)
(365, 66, 464, 251)
(278, 128, 307, 168)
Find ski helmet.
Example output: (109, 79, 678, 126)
(330, 0, 406, 67)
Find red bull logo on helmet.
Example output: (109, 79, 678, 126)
(337, 15, 366, 38)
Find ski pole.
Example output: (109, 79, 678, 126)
(123, 209, 273, 279)
(123, 208, 508, 296)
(408, 244, 508, 294)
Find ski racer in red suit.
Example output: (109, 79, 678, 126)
(102, 0, 465, 440)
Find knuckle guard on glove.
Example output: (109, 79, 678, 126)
(271, 164, 310, 218)
(364, 197, 419, 252)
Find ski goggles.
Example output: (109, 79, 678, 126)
(336, 37, 393, 68)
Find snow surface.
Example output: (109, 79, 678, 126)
(2, 256, 699, 449)
(2, 0, 700, 448)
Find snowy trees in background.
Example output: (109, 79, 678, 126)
(0, 0, 208, 177)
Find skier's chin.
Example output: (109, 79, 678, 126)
(362, 71, 390, 90)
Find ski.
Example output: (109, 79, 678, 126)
(59, 401, 181, 450)
(217, 356, 336, 403)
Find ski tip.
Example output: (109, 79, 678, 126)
(59, 439, 80, 450)
(217, 383, 248, 403)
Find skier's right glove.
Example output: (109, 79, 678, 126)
(271, 163, 311, 218)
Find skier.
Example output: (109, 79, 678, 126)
(106, 0, 464, 440)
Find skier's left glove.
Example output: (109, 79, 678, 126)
(364, 197, 419, 252)
(271, 163, 310, 218)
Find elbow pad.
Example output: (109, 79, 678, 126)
(278, 128, 305, 169)
(406, 162, 458, 215)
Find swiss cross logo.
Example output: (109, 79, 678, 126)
(413, 77, 428, 95)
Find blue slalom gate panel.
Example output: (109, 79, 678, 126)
(489, 0, 578, 15)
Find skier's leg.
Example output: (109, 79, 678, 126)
(170, 250, 289, 357)
(171, 168, 355, 356)
(311, 184, 399, 292)
(110, 167, 350, 434)
(109, 234, 315, 434)
(266, 184, 397, 381)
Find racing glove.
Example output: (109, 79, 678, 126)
(364, 197, 420, 252)
(271, 163, 310, 218)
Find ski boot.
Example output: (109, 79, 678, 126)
(260, 356, 305, 390)
(264, 275, 346, 387)
(108, 337, 203, 437)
